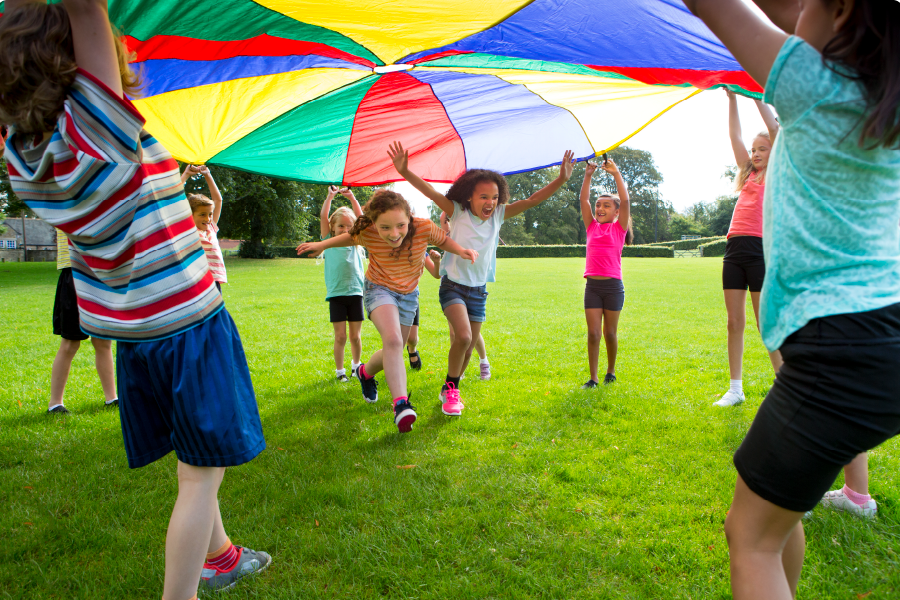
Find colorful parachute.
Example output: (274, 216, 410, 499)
(1, 0, 761, 185)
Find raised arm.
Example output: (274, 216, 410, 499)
(755, 99, 779, 144)
(62, 0, 123, 97)
(424, 251, 442, 279)
(434, 236, 478, 264)
(505, 150, 574, 220)
(296, 232, 355, 257)
(579, 161, 598, 230)
(340, 187, 364, 217)
(681, 0, 788, 89)
(181, 164, 198, 185)
(320, 185, 338, 239)
(751, 0, 799, 34)
(200, 166, 223, 223)
(727, 91, 749, 167)
(602, 159, 630, 234)
(388, 141, 454, 217)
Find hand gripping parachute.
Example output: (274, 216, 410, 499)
(0, 0, 762, 185)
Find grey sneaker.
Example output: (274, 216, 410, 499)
(200, 546, 272, 592)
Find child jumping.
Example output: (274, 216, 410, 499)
(389, 141, 574, 415)
(0, 3, 269, 599)
(297, 190, 477, 432)
(182, 165, 228, 291)
(318, 185, 365, 382)
(578, 158, 632, 388)
(683, 0, 900, 598)
(715, 90, 783, 407)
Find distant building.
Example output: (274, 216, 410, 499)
(0, 217, 57, 262)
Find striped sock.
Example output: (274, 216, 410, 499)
(205, 539, 241, 573)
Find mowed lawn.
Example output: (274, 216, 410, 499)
(1, 257, 898, 599)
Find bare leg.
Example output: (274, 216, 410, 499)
(348, 321, 363, 365)
(843, 452, 869, 495)
(332, 322, 347, 371)
(750, 292, 783, 373)
(91, 338, 117, 401)
(163, 462, 226, 600)
(602, 309, 621, 375)
(49, 339, 81, 409)
(474, 333, 487, 361)
(724, 289, 748, 381)
(725, 475, 806, 600)
(207, 500, 228, 554)
(444, 304, 472, 378)
(584, 309, 603, 383)
(365, 305, 411, 400)
(461, 322, 483, 377)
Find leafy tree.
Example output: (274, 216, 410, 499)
(676, 166, 739, 238)
(0, 157, 32, 218)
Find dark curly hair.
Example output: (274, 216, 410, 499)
(445, 169, 510, 213)
(0, 2, 142, 134)
(821, 0, 900, 148)
(349, 189, 418, 263)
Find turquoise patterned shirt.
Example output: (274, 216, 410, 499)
(761, 37, 900, 351)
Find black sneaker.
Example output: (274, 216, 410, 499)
(604, 373, 617, 385)
(408, 350, 422, 371)
(580, 380, 599, 389)
(357, 363, 378, 403)
(48, 405, 70, 414)
(336, 373, 349, 383)
(104, 398, 119, 406)
(393, 394, 417, 433)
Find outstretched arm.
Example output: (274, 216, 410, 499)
(579, 161, 598, 230)
(755, 99, 779, 144)
(62, 0, 123, 97)
(340, 187, 364, 217)
(505, 150, 575, 220)
(435, 236, 478, 264)
(388, 141, 454, 217)
(296, 232, 355, 257)
(727, 91, 749, 167)
(681, 0, 788, 89)
(200, 166, 223, 224)
(320, 185, 338, 239)
(602, 159, 630, 234)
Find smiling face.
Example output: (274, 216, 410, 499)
(750, 135, 772, 171)
(469, 180, 500, 221)
(332, 213, 355, 236)
(375, 208, 410, 247)
(594, 196, 619, 224)
(192, 206, 214, 231)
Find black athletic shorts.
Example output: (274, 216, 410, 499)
(723, 236, 765, 292)
(328, 295, 364, 323)
(53, 267, 88, 341)
(734, 302, 900, 512)
(412, 305, 420, 327)
(584, 278, 625, 311)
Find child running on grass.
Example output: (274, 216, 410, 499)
(0, 3, 269, 599)
(389, 142, 574, 415)
(683, 0, 900, 598)
(297, 190, 477, 432)
(715, 90, 783, 407)
(579, 158, 632, 389)
(182, 165, 227, 292)
(319, 185, 365, 382)
(405, 249, 443, 371)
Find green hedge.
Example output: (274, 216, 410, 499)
(699, 239, 727, 257)
(640, 236, 727, 250)
(285, 244, 675, 259)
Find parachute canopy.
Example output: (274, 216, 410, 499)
(0, 0, 761, 185)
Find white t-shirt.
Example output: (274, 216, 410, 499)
(439, 201, 506, 287)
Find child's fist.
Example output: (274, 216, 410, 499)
(188, 164, 202, 174)
(585, 161, 598, 176)
(429, 250, 442, 261)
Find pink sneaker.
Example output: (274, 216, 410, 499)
(440, 382, 464, 416)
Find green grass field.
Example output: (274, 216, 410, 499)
(1, 258, 898, 599)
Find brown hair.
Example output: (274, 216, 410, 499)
(0, 3, 142, 134)
(187, 194, 214, 212)
(734, 131, 770, 192)
(446, 169, 510, 213)
(349, 189, 417, 263)
(596, 194, 634, 245)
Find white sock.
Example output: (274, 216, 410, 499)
(480, 357, 489, 365)
(351, 361, 361, 371)
(336, 368, 346, 377)
(729, 379, 743, 394)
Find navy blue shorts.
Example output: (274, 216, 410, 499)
(438, 276, 488, 322)
(116, 309, 265, 469)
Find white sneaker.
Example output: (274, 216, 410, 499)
(820, 489, 877, 519)
(714, 389, 744, 407)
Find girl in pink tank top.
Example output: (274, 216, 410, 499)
(715, 90, 783, 408)
(578, 158, 633, 389)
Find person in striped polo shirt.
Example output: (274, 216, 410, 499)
(0, 2, 268, 598)
(48, 228, 119, 414)
(182, 164, 228, 291)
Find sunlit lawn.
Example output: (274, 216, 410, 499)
(1, 257, 898, 599)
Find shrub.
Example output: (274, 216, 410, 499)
(280, 244, 675, 259)
(699, 239, 727, 257)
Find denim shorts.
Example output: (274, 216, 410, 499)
(438, 276, 488, 322)
(364, 279, 419, 327)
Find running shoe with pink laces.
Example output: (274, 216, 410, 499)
(479, 362, 491, 380)
(440, 382, 464, 416)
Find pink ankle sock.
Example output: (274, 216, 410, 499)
(359, 364, 371, 380)
(842, 484, 871, 505)
(393, 396, 407, 407)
